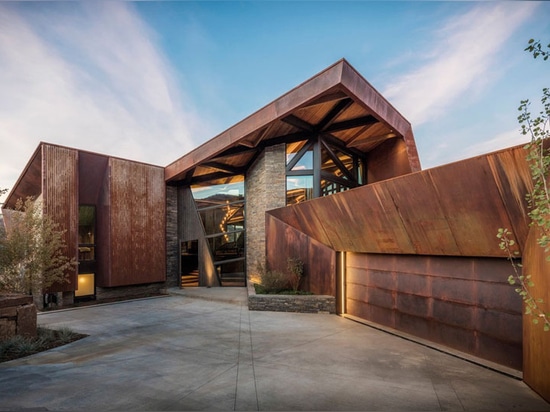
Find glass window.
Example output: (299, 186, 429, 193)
(286, 141, 313, 170)
(191, 180, 244, 202)
(208, 232, 245, 263)
(322, 144, 355, 180)
(78, 206, 95, 261)
(286, 175, 313, 205)
(199, 202, 245, 236)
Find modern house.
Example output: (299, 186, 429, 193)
(2, 59, 548, 399)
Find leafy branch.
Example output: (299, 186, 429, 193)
(498, 228, 550, 331)
(525, 38, 550, 61)
(498, 39, 550, 331)
(519, 88, 550, 256)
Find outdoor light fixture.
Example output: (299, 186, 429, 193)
(338, 251, 346, 315)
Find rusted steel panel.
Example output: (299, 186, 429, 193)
(486, 147, 532, 252)
(78, 152, 109, 204)
(427, 155, 518, 257)
(266, 214, 335, 296)
(522, 226, 550, 402)
(106, 158, 166, 287)
(367, 139, 414, 183)
(269, 144, 531, 258)
(345, 253, 522, 370)
(384, 172, 460, 255)
(42, 144, 79, 292)
(304, 236, 336, 295)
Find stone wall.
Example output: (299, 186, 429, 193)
(0, 295, 37, 341)
(245, 144, 286, 279)
(165, 185, 179, 288)
(248, 284, 335, 314)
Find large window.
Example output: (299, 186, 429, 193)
(286, 137, 366, 205)
(191, 180, 245, 285)
(77, 205, 96, 299)
(78, 205, 95, 262)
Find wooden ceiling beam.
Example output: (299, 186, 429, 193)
(202, 161, 242, 175)
(324, 115, 378, 133)
(281, 114, 314, 132)
(189, 171, 242, 185)
(317, 98, 353, 131)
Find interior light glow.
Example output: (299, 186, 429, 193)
(75, 273, 94, 297)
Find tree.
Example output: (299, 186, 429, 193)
(498, 39, 550, 331)
(0, 197, 75, 296)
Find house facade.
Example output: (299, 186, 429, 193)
(3, 60, 545, 387)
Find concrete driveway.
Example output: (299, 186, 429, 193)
(1, 288, 549, 411)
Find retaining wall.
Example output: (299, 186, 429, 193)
(248, 284, 335, 314)
(0, 294, 37, 341)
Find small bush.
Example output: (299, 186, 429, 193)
(255, 261, 290, 293)
(287, 257, 304, 292)
(261, 269, 289, 293)
(0, 326, 86, 363)
(255, 258, 306, 294)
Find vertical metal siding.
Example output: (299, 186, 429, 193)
(106, 158, 166, 287)
(42, 144, 78, 292)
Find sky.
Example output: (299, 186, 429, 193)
(1, 1, 549, 204)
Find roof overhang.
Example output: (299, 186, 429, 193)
(2, 144, 43, 210)
(165, 59, 420, 185)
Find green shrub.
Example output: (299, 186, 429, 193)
(0, 326, 85, 363)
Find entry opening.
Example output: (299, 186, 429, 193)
(181, 240, 199, 287)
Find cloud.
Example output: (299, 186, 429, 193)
(0, 2, 197, 202)
(383, 2, 538, 127)
(459, 128, 529, 161)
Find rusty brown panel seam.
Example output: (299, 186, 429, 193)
(425, 169, 463, 256)
(382, 183, 419, 255)
(267, 210, 336, 252)
(486, 150, 531, 256)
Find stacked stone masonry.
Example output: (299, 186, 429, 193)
(248, 294, 336, 314)
(248, 284, 336, 313)
(0, 295, 37, 341)
(245, 144, 286, 279)
(165, 185, 179, 287)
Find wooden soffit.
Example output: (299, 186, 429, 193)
(165, 59, 420, 185)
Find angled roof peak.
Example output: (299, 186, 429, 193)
(165, 60, 419, 183)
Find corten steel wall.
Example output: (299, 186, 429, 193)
(367, 138, 414, 184)
(78, 152, 109, 205)
(523, 226, 550, 402)
(266, 144, 534, 370)
(267, 145, 532, 257)
(345, 253, 522, 370)
(42, 145, 79, 292)
(99, 158, 166, 287)
(266, 215, 335, 296)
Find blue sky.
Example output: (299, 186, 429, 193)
(1, 1, 549, 203)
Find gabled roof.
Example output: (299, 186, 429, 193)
(165, 59, 420, 185)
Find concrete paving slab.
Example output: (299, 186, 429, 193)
(0, 290, 548, 411)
